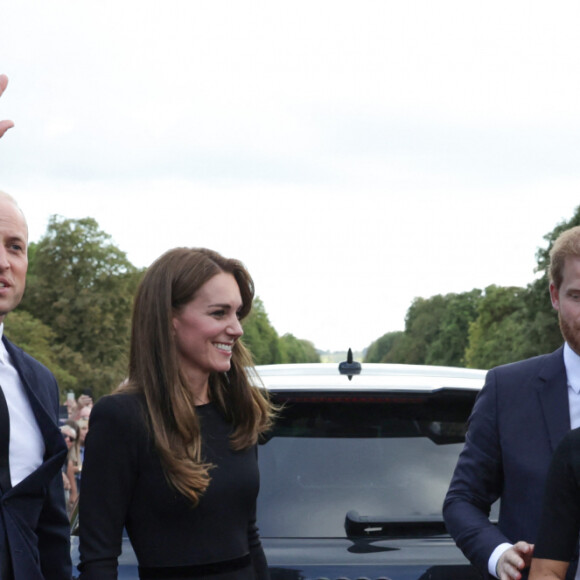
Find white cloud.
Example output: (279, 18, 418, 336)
(1, 0, 580, 351)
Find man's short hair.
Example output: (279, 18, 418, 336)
(0, 190, 28, 237)
(549, 225, 580, 289)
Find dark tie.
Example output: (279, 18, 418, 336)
(0, 386, 11, 492)
(0, 385, 14, 579)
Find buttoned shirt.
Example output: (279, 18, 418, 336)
(565, 343, 580, 430)
(0, 323, 45, 486)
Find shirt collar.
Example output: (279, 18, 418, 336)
(564, 342, 580, 394)
(0, 323, 9, 366)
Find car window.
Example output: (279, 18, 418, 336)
(257, 391, 491, 538)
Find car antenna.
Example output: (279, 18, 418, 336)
(338, 348, 361, 381)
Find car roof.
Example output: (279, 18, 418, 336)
(252, 363, 487, 393)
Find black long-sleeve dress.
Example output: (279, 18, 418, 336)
(534, 426, 580, 564)
(78, 392, 269, 580)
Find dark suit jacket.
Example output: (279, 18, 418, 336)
(0, 337, 71, 580)
(443, 346, 576, 580)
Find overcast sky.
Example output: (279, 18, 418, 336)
(1, 1, 579, 352)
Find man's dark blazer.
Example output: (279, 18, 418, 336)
(443, 346, 576, 580)
(0, 336, 71, 580)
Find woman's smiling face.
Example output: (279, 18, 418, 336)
(172, 272, 244, 381)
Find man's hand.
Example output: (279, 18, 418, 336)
(497, 542, 535, 580)
(0, 74, 14, 138)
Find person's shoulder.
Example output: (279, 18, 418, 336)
(488, 346, 563, 378)
(3, 336, 56, 379)
(93, 391, 144, 417)
(90, 391, 147, 430)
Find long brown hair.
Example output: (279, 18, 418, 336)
(118, 247, 275, 504)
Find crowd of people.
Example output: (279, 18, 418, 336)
(58, 391, 92, 515)
(2, 72, 580, 580)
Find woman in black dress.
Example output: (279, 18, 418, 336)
(78, 248, 276, 580)
(529, 427, 580, 580)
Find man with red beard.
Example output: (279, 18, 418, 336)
(444, 225, 580, 580)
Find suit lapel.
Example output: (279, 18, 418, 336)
(2, 338, 64, 457)
(535, 346, 571, 452)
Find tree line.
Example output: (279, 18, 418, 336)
(365, 205, 580, 369)
(5, 215, 318, 401)
(10, 205, 578, 401)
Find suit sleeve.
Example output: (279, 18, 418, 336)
(443, 368, 509, 575)
(78, 396, 140, 580)
(36, 372, 73, 580)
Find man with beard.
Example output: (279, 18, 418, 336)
(444, 225, 580, 580)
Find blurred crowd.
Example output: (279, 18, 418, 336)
(59, 391, 93, 517)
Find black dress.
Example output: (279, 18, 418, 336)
(534, 426, 580, 563)
(78, 393, 269, 580)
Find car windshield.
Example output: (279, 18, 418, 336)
(257, 391, 478, 538)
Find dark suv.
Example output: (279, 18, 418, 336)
(72, 360, 489, 579)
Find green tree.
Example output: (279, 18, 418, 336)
(3, 310, 91, 393)
(464, 285, 528, 369)
(242, 297, 283, 364)
(463, 208, 580, 368)
(510, 277, 561, 359)
(425, 289, 482, 367)
(21, 216, 142, 397)
(279, 333, 320, 363)
(383, 295, 447, 364)
(364, 331, 404, 363)
(365, 205, 580, 370)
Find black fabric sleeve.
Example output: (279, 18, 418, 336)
(249, 445, 269, 580)
(77, 395, 141, 580)
(534, 430, 580, 562)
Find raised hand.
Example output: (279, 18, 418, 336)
(0, 74, 15, 138)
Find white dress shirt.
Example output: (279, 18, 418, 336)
(564, 342, 580, 430)
(0, 323, 45, 486)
